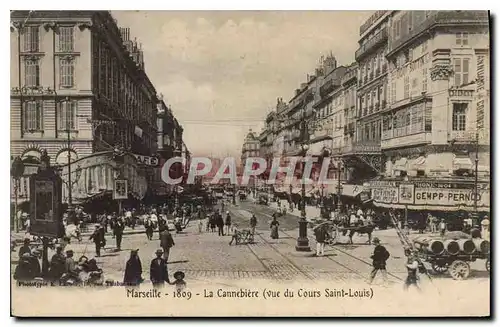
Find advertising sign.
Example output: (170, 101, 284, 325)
(372, 187, 398, 204)
(29, 173, 63, 238)
(398, 184, 415, 204)
(414, 188, 490, 208)
(114, 179, 128, 200)
(134, 154, 160, 167)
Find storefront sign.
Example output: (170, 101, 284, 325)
(476, 55, 486, 130)
(399, 184, 415, 204)
(134, 154, 160, 167)
(449, 89, 474, 97)
(414, 188, 489, 207)
(372, 187, 398, 204)
(114, 179, 128, 200)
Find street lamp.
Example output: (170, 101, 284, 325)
(335, 158, 343, 212)
(296, 142, 311, 252)
(11, 156, 25, 233)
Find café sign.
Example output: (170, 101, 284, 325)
(414, 188, 489, 208)
(134, 154, 160, 167)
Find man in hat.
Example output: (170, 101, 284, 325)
(159, 227, 175, 262)
(150, 249, 170, 287)
(18, 238, 31, 258)
(14, 252, 38, 281)
(368, 237, 390, 285)
(89, 224, 105, 257)
(49, 245, 66, 281)
(123, 249, 143, 286)
(113, 217, 125, 251)
(249, 214, 257, 236)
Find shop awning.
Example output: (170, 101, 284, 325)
(393, 158, 408, 171)
(411, 156, 426, 170)
(341, 184, 365, 197)
(453, 156, 473, 170)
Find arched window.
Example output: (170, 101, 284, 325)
(55, 149, 78, 166)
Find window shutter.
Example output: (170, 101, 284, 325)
(454, 59, 461, 86)
(462, 59, 469, 84)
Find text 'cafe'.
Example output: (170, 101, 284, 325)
(365, 180, 490, 212)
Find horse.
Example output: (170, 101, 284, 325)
(64, 223, 82, 243)
(337, 221, 375, 244)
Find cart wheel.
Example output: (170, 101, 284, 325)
(486, 259, 490, 272)
(449, 260, 470, 280)
(431, 263, 448, 274)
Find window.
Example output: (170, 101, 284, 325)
(452, 103, 467, 131)
(58, 101, 77, 130)
(422, 68, 428, 92)
(24, 59, 40, 87)
(23, 101, 43, 131)
(60, 57, 75, 87)
(23, 26, 39, 52)
(454, 58, 470, 86)
(404, 76, 410, 98)
(456, 33, 469, 46)
(58, 26, 74, 52)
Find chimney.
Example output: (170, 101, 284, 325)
(295, 89, 301, 96)
(300, 83, 307, 89)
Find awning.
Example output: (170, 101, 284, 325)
(411, 156, 426, 170)
(453, 156, 473, 170)
(306, 140, 330, 156)
(393, 158, 408, 171)
(341, 184, 365, 197)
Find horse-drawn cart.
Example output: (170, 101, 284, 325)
(412, 235, 490, 280)
(418, 252, 490, 280)
(310, 220, 375, 245)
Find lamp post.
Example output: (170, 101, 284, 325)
(11, 156, 25, 232)
(336, 158, 343, 212)
(473, 131, 480, 227)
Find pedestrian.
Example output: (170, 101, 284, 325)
(123, 249, 143, 286)
(427, 214, 435, 233)
(198, 217, 203, 234)
(159, 227, 175, 262)
(113, 217, 125, 251)
(89, 224, 105, 257)
(368, 237, 390, 285)
(250, 214, 257, 235)
(18, 238, 31, 258)
(217, 212, 225, 236)
(270, 217, 279, 239)
(481, 216, 490, 241)
(144, 217, 154, 241)
(150, 249, 170, 287)
(314, 225, 328, 256)
(439, 219, 447, 237)
(229, 225, 239, 245)
(404, 250, 421, 291)
(172, 271, 186, 292)
(49, 245, 66, 281)
(225, 211, 232, 235)
(14, 252, 39, 281)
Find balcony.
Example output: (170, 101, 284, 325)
(449, 130, 477, 143)
(355, 28, 388, 61)
(381, 131, 432, 149)
(320, 79, 338, 97)
(388, 11, 489, 57)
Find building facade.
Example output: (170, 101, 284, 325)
(371, 10, 490, 214)
(10, 11, 169, 206)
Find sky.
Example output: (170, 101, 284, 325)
(112, 11, 373, 158)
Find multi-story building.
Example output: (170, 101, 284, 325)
(311, 56, 346, 178)
(155, 97, 185, 196)
(341, 62, 358, 180)
(10, 11, 160, 206)
(372, 10, 490, 215)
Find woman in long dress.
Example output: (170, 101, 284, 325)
(270, 217, 279, 239)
